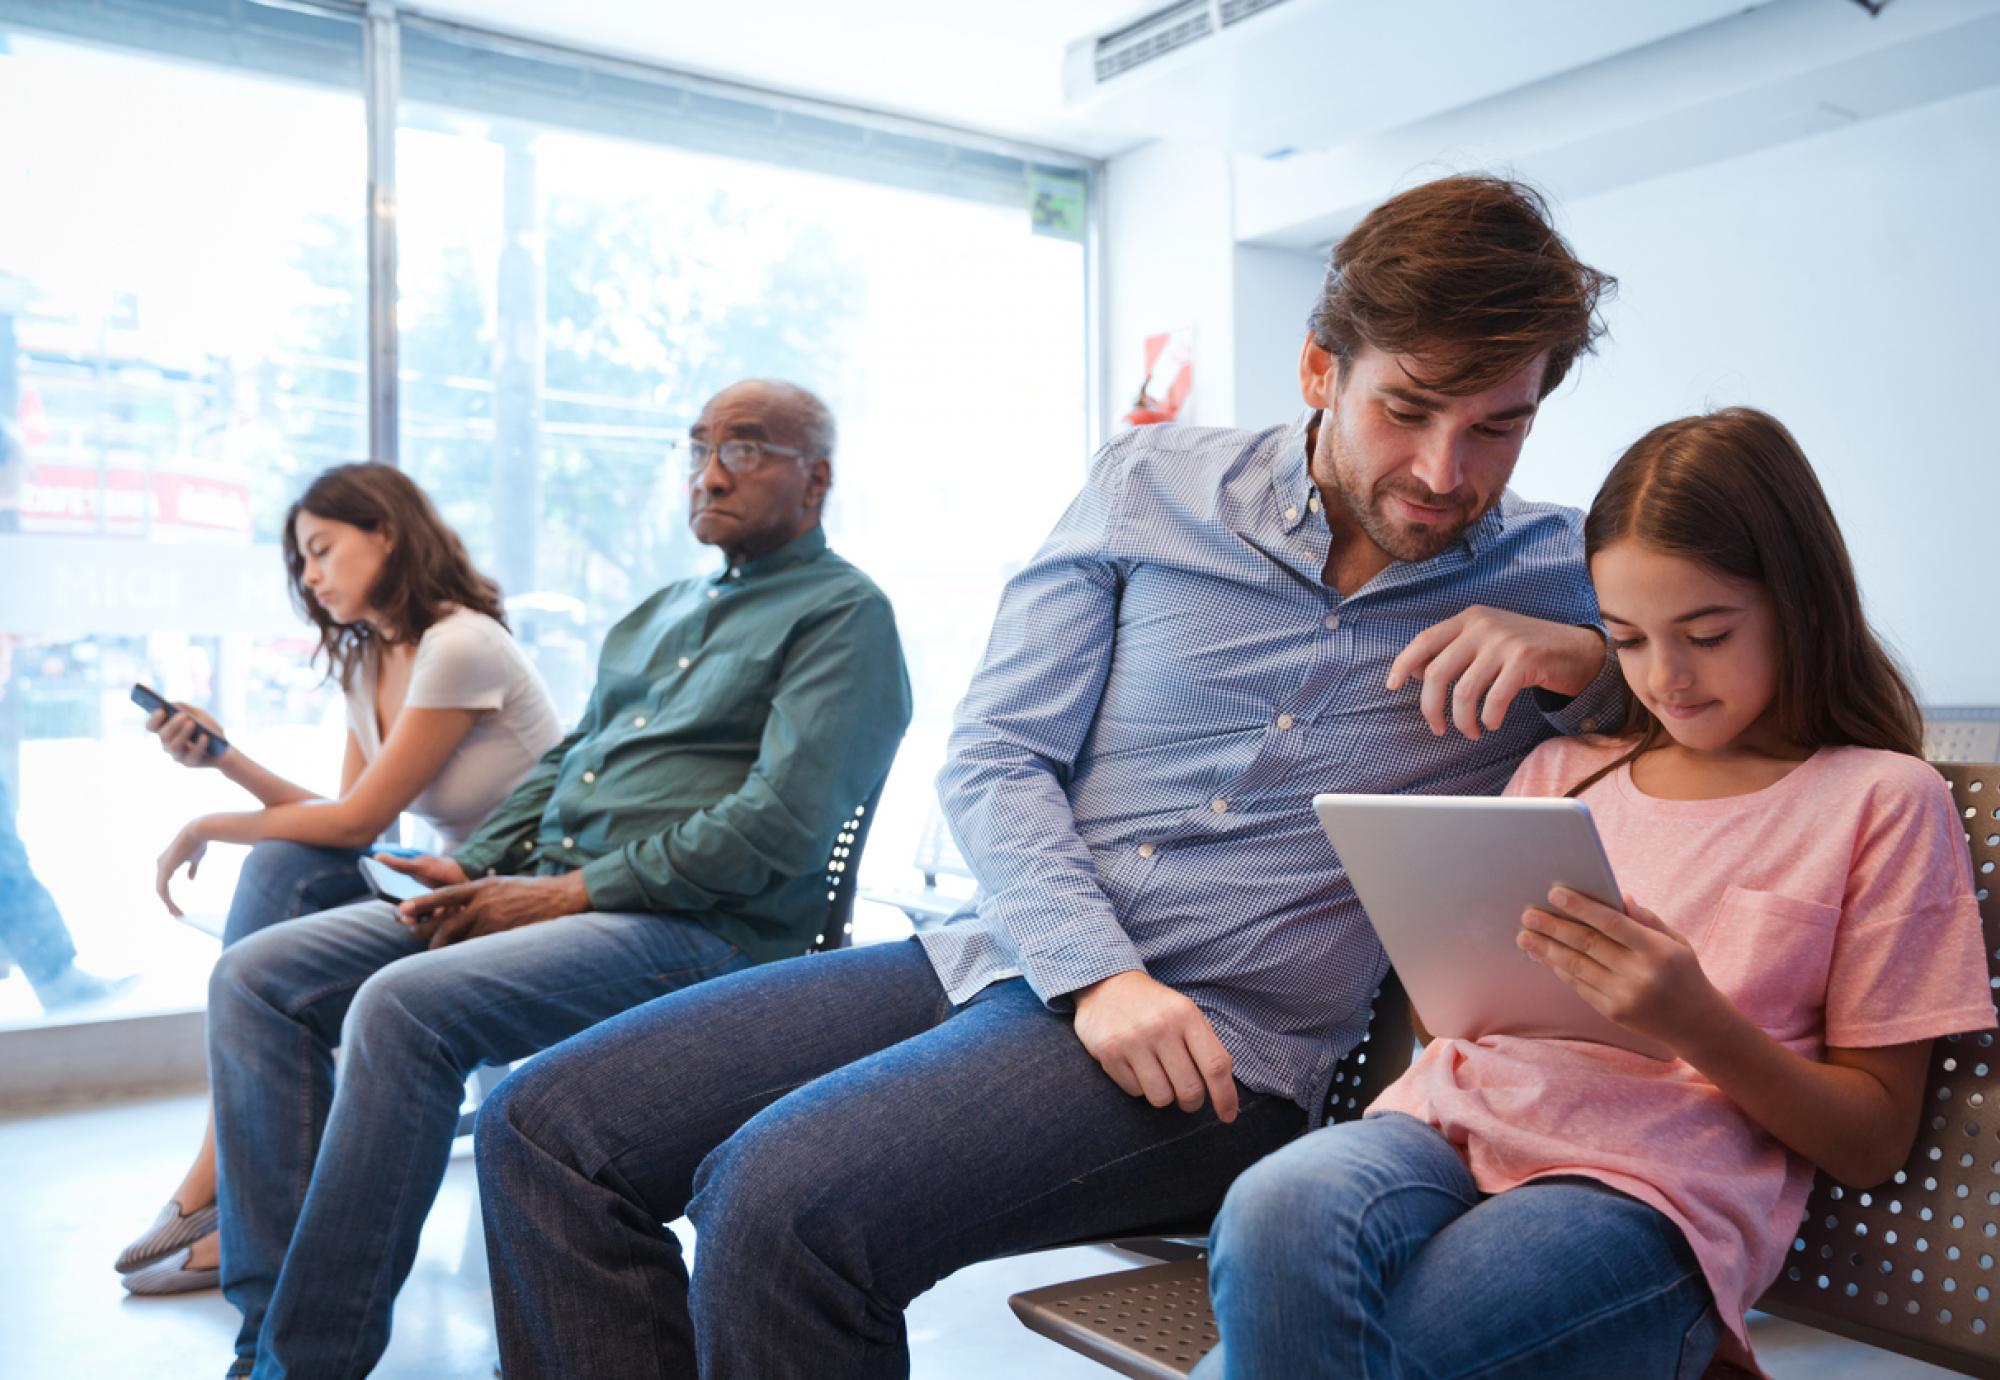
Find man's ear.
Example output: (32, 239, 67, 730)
(804, 458, 832, 514)
(1299, 337, 1342, 410)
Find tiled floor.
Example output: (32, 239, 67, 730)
(0, 1091, 1966, 1378)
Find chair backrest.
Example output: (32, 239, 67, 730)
(1758, 761, 2000, 1376)
(1324, 968, 1415, 1123)
(912, 805, 977, 890)
(807, 781, 887, 954)
(1925, 709, 2000, 765)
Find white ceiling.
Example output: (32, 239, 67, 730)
(404, 0, 2000, 172)
(406, 0, 1150, 156)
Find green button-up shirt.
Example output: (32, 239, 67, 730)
(453, 526, 911, 965)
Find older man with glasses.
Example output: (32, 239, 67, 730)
(204, 378, 910, 1380)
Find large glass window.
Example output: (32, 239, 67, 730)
(0, 15, 368, 1030)
(0, 3, 1095, 1041)
(395, 27, 1094, 894)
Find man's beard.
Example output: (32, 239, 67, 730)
(1321, 432, 1484, 564)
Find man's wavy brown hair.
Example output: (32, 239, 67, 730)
(281, 463, 508, 690)
(1307, 174, 1615, 398)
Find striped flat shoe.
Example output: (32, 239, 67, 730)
(122, 1246, 220, 1296)
(115, 1199, 219, 1274)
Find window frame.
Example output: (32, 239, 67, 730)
(0, 0, 1105, 1093)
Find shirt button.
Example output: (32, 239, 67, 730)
(582, 771, 596, 784)
(1276, 713, 1295, 731)
(730, 566, 742, 578)
(633, 715, 647, 728)
(1285, 505, 1299, 522)
(707, 589, 718, 600)
(561, 836, 575, 849)
(1137, 842, 1156, 859)
(1211, 798, 1229, 814)
(1308, 494, 1321, 513)
(1323, 613, 1340, 630)
(678, 656, 691, 669)
(520, 840, 534, 852)
(1581, 717, 1599, 733)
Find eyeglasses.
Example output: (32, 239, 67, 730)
(674, 437, 809, 477)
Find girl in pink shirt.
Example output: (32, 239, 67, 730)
(1201, 407, 1993, 1379)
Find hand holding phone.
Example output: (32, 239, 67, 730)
(359, 854, 436, 904)
(132, 683, 230, 763)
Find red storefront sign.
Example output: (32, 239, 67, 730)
(20, 464, 252, 537)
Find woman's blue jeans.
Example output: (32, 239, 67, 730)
(219, 839, 372, 948)
(1197, 1111, 1723, 1380)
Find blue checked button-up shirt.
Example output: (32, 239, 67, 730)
(923, 410, 1617, 1120)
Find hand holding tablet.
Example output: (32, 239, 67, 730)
(1313, 793, 1677, 1060)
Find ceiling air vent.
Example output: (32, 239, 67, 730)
(1217, 0, 1292, 26)
(1093, 0, 1215, 82)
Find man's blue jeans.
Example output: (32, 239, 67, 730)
(208, 896, 750, 1380)
(476, 938, 1306, 1380)
(1196, 1111, 1723, 1379)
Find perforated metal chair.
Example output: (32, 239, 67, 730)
(1009, 972, 1413, 1377)
(805, 784, 885, 954)
(1009, 762, 2000, 1379)
(1926, 710, 2000, 765)
(858, 802, 979, 925)
(1758, 760, 2000, 1377)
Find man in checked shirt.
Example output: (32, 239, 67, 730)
(477, 174, 1623, 1379)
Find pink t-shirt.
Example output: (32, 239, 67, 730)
(1369, 736, 1994, 1370)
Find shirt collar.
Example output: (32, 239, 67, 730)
(1271, 408, 1317, 534)
(714, 524, 827, 584)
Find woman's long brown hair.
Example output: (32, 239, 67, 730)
(281, 463, 508, 690)
(1569, 407, 1921, 797)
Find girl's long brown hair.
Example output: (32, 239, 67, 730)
(282, 463, 508, 690)
(1569, 407, 1921, 796)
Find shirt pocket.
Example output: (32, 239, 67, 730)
(1696, 886, 1841, 1044)
(670, 650, 775, 739)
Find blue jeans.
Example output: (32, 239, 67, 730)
(0, 774, 76, 986)
(208, 896, 751, 1380)
(1196, 1112, 1722, 1380)
(476, 938, 1306, 1380)
(220, 839, 370, 947)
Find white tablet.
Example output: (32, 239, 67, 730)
(1313, 793, 1674, 1061)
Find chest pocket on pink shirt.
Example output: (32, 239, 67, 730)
(1694, 886, 1841, 1045)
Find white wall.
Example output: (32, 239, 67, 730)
(1103, 140, 1237, 429)
(1103, 76, 1997, 705)
(1527, 83, 2000, 704)
(1231, 243, 1327, 430)
(1104, 143, 1329, 433)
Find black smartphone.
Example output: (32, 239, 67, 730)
(131, 682, 230, 759)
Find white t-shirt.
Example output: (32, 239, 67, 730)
(345, 608, 564, 853)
